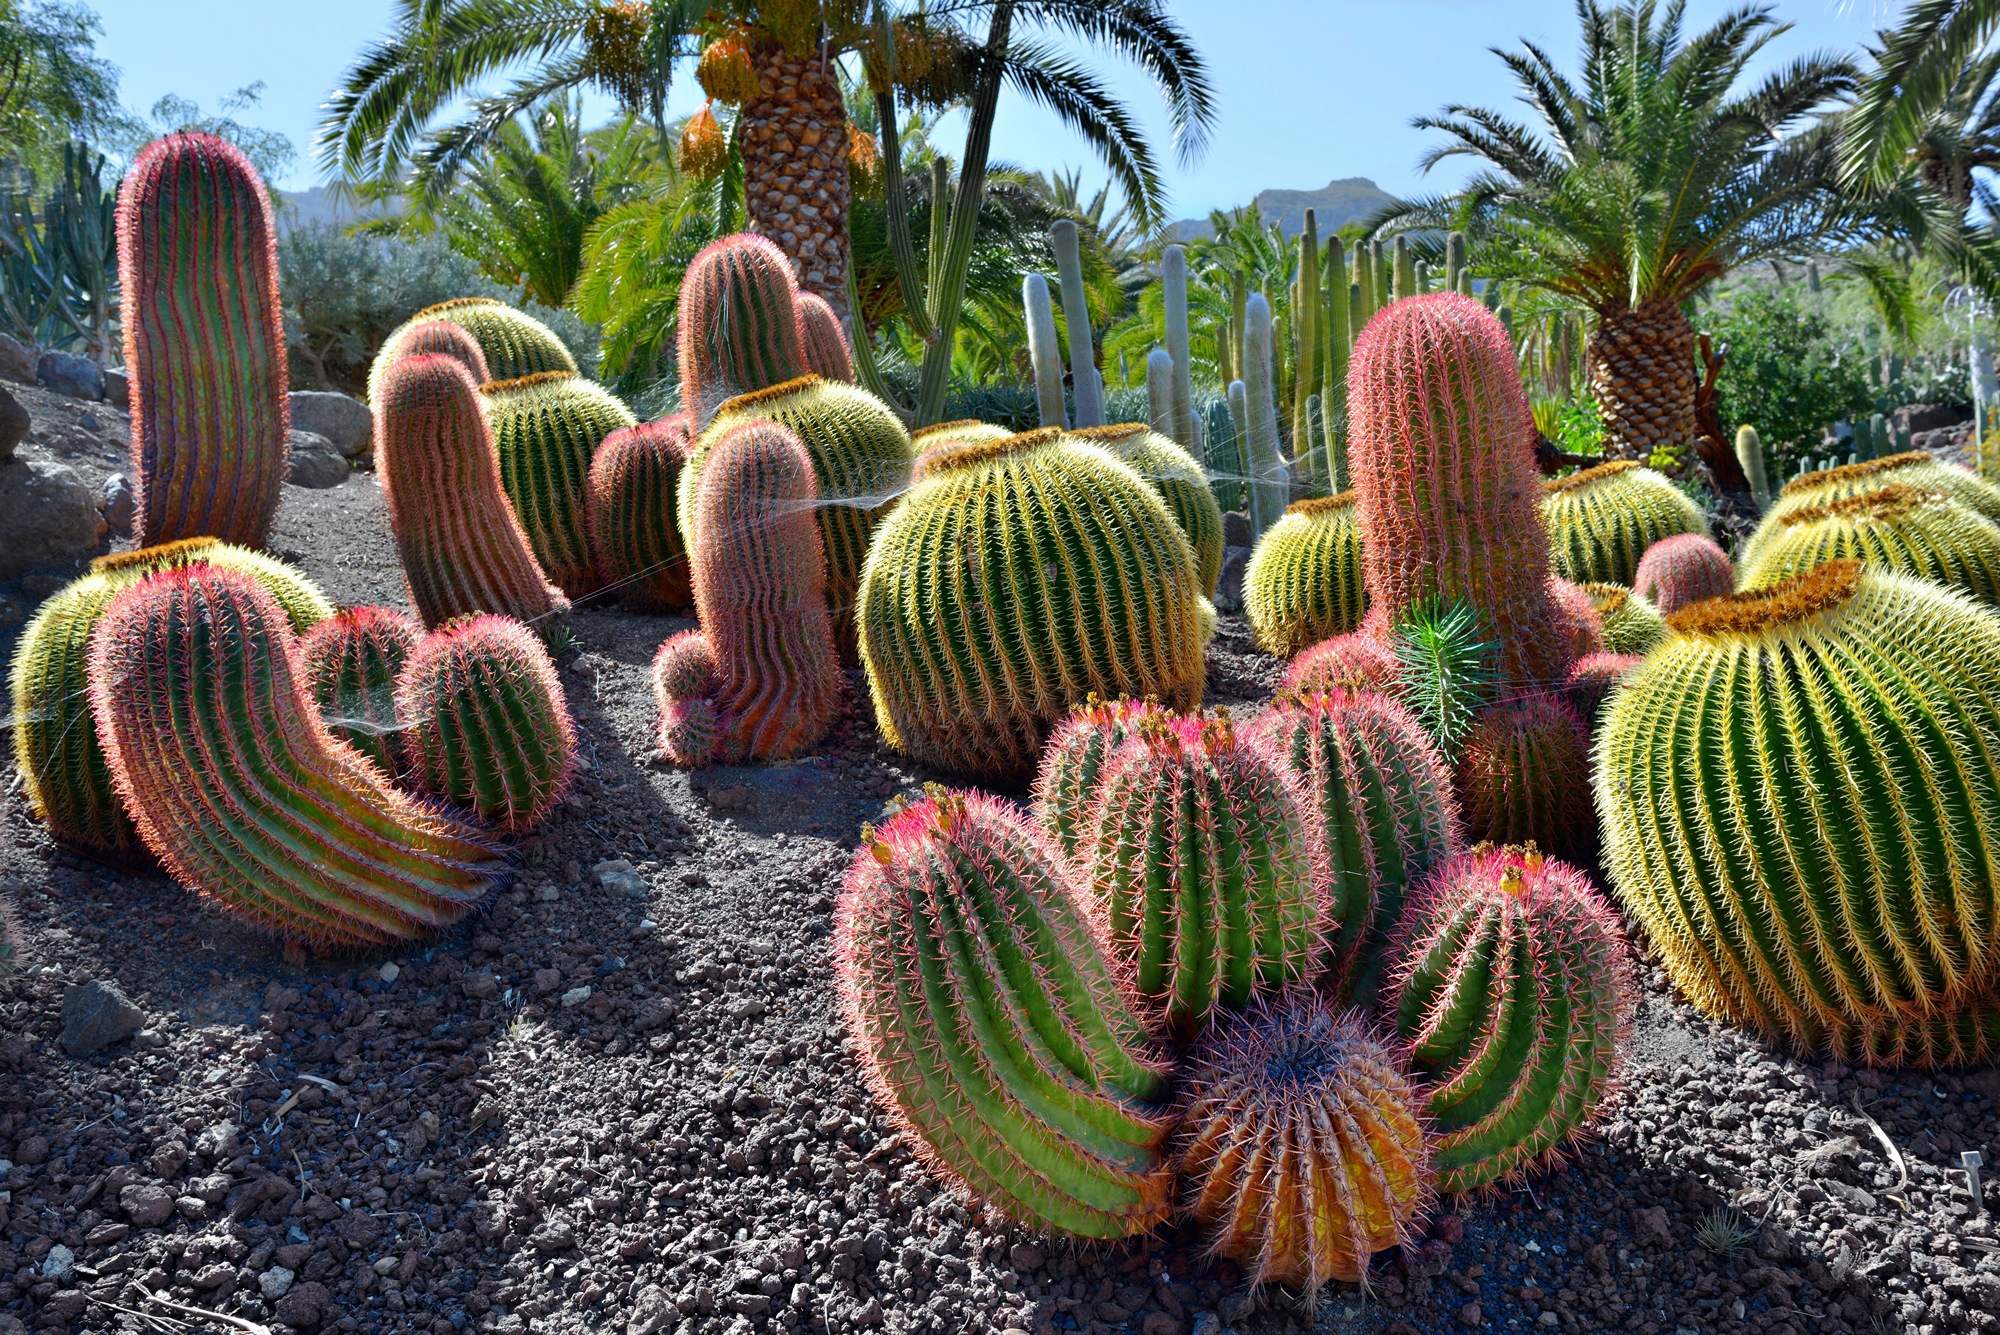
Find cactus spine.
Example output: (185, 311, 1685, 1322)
(396, 615, 576, 832)
(119, 132, 288, 549)
(1162, 245, 1197, 449)
(911, 419, 1013, 481)
(89, 565, 506, 947)
(835, 789, 1175, 1238)
(1177, 998, 1432, 1291)
(586, 416, 694, 612)
(1736, 425, 1771, 510)
(372, 298, 575, 402)
(857, 429, 1209, 782)
(795, 291, 855, 383)
(1566, 650, 1645, 723)
(10, 540, 332, 860)
(302, 607, 420, 777)
(1070, 423, 1225, 596)
(1243, 493, 1369, 657)
(1631, 532, 1736, 613)
(1596, 561, 2000, 1066)
(376, 355, 569, 630)
(1080, 712, 1326, 1035)
(482, 370, 637, 599)
(675, 232, 809, 422)
(1391, 845, 1635, 1193)
(655, 420, 840, 764)
(1738, 484, 2000, 604)
(1050, 219, 1104, 428)
(1243, 294, 1287, 536)
(1541, 461, 1710, 586)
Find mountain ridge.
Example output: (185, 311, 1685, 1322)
(1166, 177, 1399, 242)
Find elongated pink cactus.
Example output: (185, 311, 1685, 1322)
(652, 420, 839, 763)
(586, 415, 693, 611)
(1349, 294, 1572, 689)
(677, 233, 809, 422)
(797, 291, 856, 383)
(301, 606, 421, 776)
(1632, 532, 1736, 613)
(376, 354, 569, 630)
(120, 132, 289, 548)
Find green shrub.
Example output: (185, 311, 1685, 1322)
(1713, 287, 1873, 467)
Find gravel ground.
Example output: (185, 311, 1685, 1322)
(0, 393, 1995, 1335)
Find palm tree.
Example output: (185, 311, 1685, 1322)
(1842, 0, 2000, 201)
(316, 0, 1213, 322)
(1377, 1, 1859, 469)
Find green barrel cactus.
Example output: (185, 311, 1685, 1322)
(685, 374, 914, 656)
(1596, 560, 2000, 1066)
(1070, 423, 1225, 596)
(1738, 484, 2000, 605)
(858, 429, 1210, 783)
(1742, 450, 2000, 573)
(1541, 461, 1709, 587)
(1391, 844, 1635, 1193)
(911, 420, 1013, 481)
(834, 788, 1175, 1238)
(1581, 583, 1668, 655)
(1030, 697, 1170, 857)
(371, 296, 576, 401)
(482, 371, 638, 598)
(1243, 493, 1368, 658)
(89, 564, 506, 948)
(10, 539, 332, 861)
(301, 606, 420, 777)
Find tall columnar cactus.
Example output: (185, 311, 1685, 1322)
(1070, 424, 1225, 596)
(1243, 493, 1369, 657)
(654, 421, 840, 765)
(88, 565, 506, 947)
(1031, 697, 1170, 856)
(1162, 245, 1197, 450)
(1736, 425, 1771, 510)
(1080, 712, 1326, 1035)
(795, 291, 855, 383)
(483, 371, 638, 598)
(687, 375, 914, 656)
(1050, 220, 1104, 428)
(396, 615, 576, 832)
(370, 317, 491, 397)
(119, 132, 288, 549)
(1631, 532, 1736, 613)
(1458, 694, 1594, 859)
(1743, 450, 2000, 571)
(1738, 484, 2000, 604)
(1444, 231, 1468, 292)
(1597, 560, 2000, 1066)
(1177, 998, 1432, 1292)
(1203, 398, 1245, 514)
(675, 233, 809, 422)
(1391, 844, 1635, 1194)
(1291, 215, 1321, 483)
(301, 607, 420, 777)
(376, 355, 569, 630)
(1281, 632, 1402, 699)
(1322, 234, 1353, 493)
(858, 429, 1210, 782)
(1541, 461, 1710, 586)
(1023, 273, 1068, 429)
(1391, 235, 1416, 301)
(1581, 583, 1667, 655)
(1249, 690, 1458, 1004)
(1349, 292, 1573, 690)
(1242, 294, 1287, 536)
(10, 539, 332, 860)
(834, 788, 1175, 1238)
(586, 416, 693, 612)
(1145, 349, 1175, 439)
(371, 297, 575, 401)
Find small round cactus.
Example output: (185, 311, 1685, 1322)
(1070, 423, 1227, 597)
(1244, 493, 1368, 657)
(651, 632, 723, 767)
(1457, 695, 1594, 859)
(1580, 583, 1667, 655)
(396, 615, 576, 832)
(372, 296, 575, 401)
(483, 370, 639, 598)
(1391, 844, 1635, 1193)
(1631, 532, 1735, 613)
(1177, 998, 1432, 1292)
(301, 606, 421, 777)
(1281, 632, 1402, 698)
(1541, 461, 1709, 586)
(1030, 696, 1171, 857)
(1566, 651, 1645, 724)
(586, 415, 694, 612)
(1738, 484, 2000, 604)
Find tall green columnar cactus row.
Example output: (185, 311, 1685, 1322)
(586, 415, 693, 613)
(654, 421, 840, 765)
(1292, 211, 1321, 486)
(376, 355, 569, 630)
(89, 564, 506, 948)
(796, 291, 855, 384)
(301, 606, 420, 777)
(1050, 219, 1104, 428)
(834, 789, 1174, 1238)
(1162, 245, 1197, 450)
(1392, 845, 1635, 1193)
(1738, 484, 2000, 604)
(687, 375, 914, 658)
(1250, 690, 1459, 1006)
(1541, 461, 1710, 586)
(1243, 494, 1369, 657)
(396, 615, 576, 832)
(676, 233, 809, 422)
(483, 371, 637, 599)
(1080, 711, 1326, 1036)
(119, 132, 288, 549)
(1071, 424, 1224, 596)
(1597, 561, 2000, 1067)
(1023, 273, 1068, 429)
(1243, 294, 1287, 536)
(10, 539, 333, 860)
(858, 429, 1210, 783)
(1349, 293, 1573, 690)
(371, 298, 574, 403)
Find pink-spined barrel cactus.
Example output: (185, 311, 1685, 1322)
(1030, 696, 1171, 856)
(1281, 632, 1403, 699)
(677, 233, 810, 422)
(1566, 651, 1645, 724)
(586, 415, 694, 612)
(1631, 532, 1735, 613)
(301, 606, 421, 777)
(119, 132, 289, 548)
(1456, 694, 1595, 859)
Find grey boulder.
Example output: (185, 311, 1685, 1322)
(61, 979, 147, 1056)
(288, 390, 372, 458)
(285, 429, 350, 488)
(0, 333, 34, 384)
(0, 457, 105, 580)
(101, 472, 135, 534)
(1214, 545, 1252, 614)
(0, 384, 26, 460)
(36, 350, 103, 401)
(103, 367, 130, 410)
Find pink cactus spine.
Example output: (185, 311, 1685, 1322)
(1456, 693, 1595, 859)
(586, 415, 694, 612)
(652, 420, 839, 763)
(1349, 293, 1572, 689)
(1029, 696, 1171, 856)
(677, 233, 809, 422)
(383, 318, 492, 389)
(1632, 532, 1737, 613)
(797, 291, 856, 383)
(301, 606, 421, 777)
(87, 564, 506, 948)
(1566, 651, 1645, 723)
(1281, 631, 1404, 699)
(119, 132, 289, 548)
(376, 354, 569, 630)
(1549, 576, 1608, 660)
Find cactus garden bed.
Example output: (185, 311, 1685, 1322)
(0, 468, 1992, 1335)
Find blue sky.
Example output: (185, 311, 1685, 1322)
(89, 0, 1895, 217)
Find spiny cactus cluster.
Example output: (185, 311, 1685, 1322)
(119, 132, 289, 549)
(371, 317, 491, 394)
(302, 606, 420, 776)
(1244, 494, 1369, 657)
(587, 415, 694, 612)
(1541, 461, 1709, 586)
(372, 297, 575, 399)
(483, 370, 639, 598)
(1738, 484, 2000, 603)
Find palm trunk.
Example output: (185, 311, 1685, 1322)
(740, 40, 852, 322)
(1587, 298, 1698, 470)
